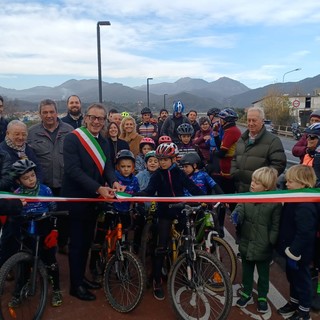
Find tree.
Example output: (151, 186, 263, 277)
(261, 88, 293, 126)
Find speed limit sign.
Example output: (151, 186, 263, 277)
(292, 99, 300, 108)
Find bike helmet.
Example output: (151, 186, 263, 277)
(144, 150, 157, 163)
(180, 153, 201, 166)
(173, 100, 185, 113)
(207, 108, 220, 117)
(121, 111, 130, 117)
(217, 108, 238, 122)
(141, 107, 152, 115)
(176, 123, 194, 136)
(158, 135, 172, 144)
(140, 137, 156, 148)
(115, 149, 135, 164)
(155, 143, 179, 159)
(12, 159, 37, 177)
(305, 123, 320, 136)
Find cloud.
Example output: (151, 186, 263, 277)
(1, 0, 320, 90)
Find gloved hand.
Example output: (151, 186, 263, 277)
(287, 257, 299, 270)
(230, 211, 239, 225)
(44, 229, 58, 249)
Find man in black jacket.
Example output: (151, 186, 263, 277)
(61, 103, 124, 301)
(61, 95, 83, 129)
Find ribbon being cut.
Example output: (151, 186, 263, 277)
(0, 189, 320, 204)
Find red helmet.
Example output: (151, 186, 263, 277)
(158, 135, 172, 144)
(140, 137, 156, 147)
(155, 143, 179, 159)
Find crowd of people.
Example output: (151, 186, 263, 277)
(0, 94, 319, 320)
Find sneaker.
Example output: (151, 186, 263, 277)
(51, 290, 62, 307)
(287, 309, 311, 320)
(8, 296, 21, 308)
(153, 280, 165, 301)
(236, 295, 253, 308)
(277, 302, 298, 317)
(257, 300, 268, 313)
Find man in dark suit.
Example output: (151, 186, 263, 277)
(61, 103, 124, 301)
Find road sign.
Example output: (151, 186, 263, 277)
(292, 99, 300, 108)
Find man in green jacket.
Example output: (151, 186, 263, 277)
(231, 106, 286, 193)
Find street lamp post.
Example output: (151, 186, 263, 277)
(97, 21, 111, 103)
(147, 77, 153, 109)
(163, 94, 168, 109)
(282, 68, 301, 83)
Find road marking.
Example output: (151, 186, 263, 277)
(224, 228, 287, 312)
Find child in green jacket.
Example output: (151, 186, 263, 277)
(231, 166, 282, 313)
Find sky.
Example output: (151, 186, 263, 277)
(1, 0, 320, 91)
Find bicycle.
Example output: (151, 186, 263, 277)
(0, 210, 68, 320)
(95, 207, 146, 313)
(167, 203, 233, 320)
(194, 202, 237, 284)
(140, 201, 182, 287)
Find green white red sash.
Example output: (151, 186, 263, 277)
(72, 127, 106, 176)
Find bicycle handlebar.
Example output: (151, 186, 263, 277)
(20, 210, 69, 222)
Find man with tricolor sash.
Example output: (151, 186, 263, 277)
(61, 103, 124, 302)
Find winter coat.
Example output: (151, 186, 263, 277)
(231, 127, 286, 193)
(27, 120, 73, 189)
(236, 202, 282, 261)
(277, 202, 318, 264)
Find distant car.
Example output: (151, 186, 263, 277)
(264, 120, 274, 132)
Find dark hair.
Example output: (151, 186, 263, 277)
(67, 95, 81, 104)
(188, 110, 197, 116)
(38, 99, 57, 113)
(0, 96, 3, 104)
(106, 121, 120, 138)
(108, 108, 119, 116)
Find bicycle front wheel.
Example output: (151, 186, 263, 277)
(168, 250, 232, 320)
(103, 251, 145, 313)
(210, 236, 237, 284)
(0, 252, 48, 320)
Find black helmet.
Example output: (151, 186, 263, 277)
(218, 108, 238, 122)
(305, 123, 320, 136)
(207, 108, 220, 117)
(115, 149, 135, 164)
(176, 123, 194, 136)
(180, 153, 201, 166)
(12, 159, 37, 177)
(141, 107, 152, 115)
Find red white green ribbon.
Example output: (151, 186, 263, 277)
(0, 189, 320, 203)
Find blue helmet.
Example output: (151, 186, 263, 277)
(218, 108, 238, 122)
(305, 123, 320, 136)
(173, 100, 185, 113)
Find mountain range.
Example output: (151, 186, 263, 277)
(1, 75, 320, 112)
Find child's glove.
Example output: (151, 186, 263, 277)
(287, 257, 298, 270)
(44, 229, 58, 249)
(230, 211, 239, 225)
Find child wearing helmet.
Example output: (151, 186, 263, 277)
(175, 123, 198, 164)
(158, 135, 172, 144)
(133, 142, 204, 300)
(135, 137, 156, 173)
(11, 159, 62, 307)
(136, 150, 159, 191)
(113, 149, 140, 217)
(180, 153, 223, 196)
(160, 101, 190, 144)
(137, 107, 158, 140)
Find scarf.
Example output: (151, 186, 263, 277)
(5, 136, 27, 159)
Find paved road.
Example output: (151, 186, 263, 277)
(41, 218, 320, 320)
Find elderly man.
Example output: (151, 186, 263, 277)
(28, 99, 73, 254)
(0, 120, 42, 180)
(231, 106, 286, 193)
(61, 95, 83, 129)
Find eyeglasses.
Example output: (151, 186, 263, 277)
(307, 135, 319, 140)
(87, 115, 106, 123)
